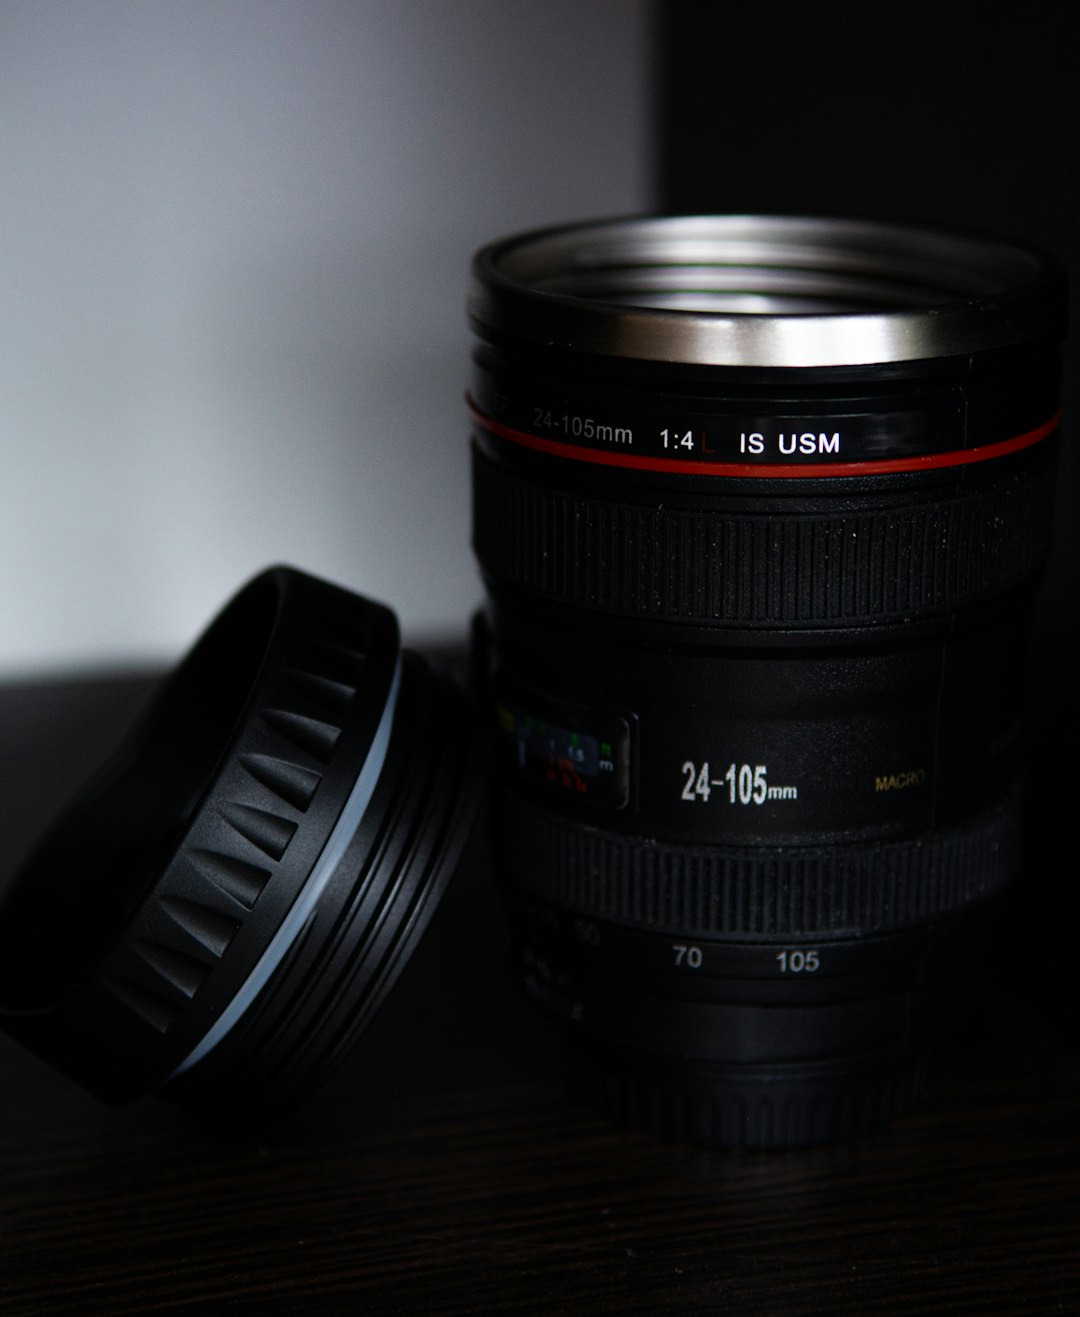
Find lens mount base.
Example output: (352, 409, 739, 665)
(578, 1047, 930, 1150)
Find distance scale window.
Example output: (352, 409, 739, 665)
(495, 691, 631, 810)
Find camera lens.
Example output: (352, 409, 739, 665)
(468, 215, 1066, 1148)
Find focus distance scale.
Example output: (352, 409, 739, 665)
(0, 567, 485, 1111)
(468, 214, 1067, 1149)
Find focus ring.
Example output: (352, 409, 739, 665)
(472, 443, 1057, 626)
(500, 791, 1021, 938)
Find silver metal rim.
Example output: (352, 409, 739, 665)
(468, 215, 1064, 368)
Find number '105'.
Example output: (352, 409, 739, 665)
(776, 950, 820, 973)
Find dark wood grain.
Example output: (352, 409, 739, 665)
(1, 671, 1077, 1315)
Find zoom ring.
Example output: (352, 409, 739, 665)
(473, 446, 1056, 625)
(501, 792, 1020, 938)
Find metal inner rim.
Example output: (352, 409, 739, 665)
(469, 215, 1060, 368)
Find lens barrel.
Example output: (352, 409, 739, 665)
(468, 215, 1066, 1148)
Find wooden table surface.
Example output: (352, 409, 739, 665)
(1, 665, 1077, 1315)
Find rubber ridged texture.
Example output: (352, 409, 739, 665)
(500, 791, 1021, 938)
(1, 569, 401, 1102)
(472, 444, 1057, 626)
(165, 659, 484, 1112)
(579, 1048, 929, 1149)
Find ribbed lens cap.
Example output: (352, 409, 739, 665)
(0, 566, 485, 1111)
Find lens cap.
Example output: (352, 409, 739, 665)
(0, 566, 485, 1111)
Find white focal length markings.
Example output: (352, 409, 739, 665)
(531, 409, 633, 445)
(669, 945, 823, 975)
(680, 760, 798, 804)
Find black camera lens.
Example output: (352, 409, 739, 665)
(468, 215, 1067, 1148)
(0, 566, 484, 1111)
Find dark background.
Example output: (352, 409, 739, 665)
(660, 0, 1080, 1039)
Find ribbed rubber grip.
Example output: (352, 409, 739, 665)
(166, 661, 484, 1112)
(500, 792, 1021, 938)
(0, 569, 399, 1102)
(580, 1049, 929, 1149)
(472, 445, 1057, 626)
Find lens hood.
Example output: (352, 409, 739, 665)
(0, 566, 484, 1111)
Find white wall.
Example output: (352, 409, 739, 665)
(0, 0, 652, 675)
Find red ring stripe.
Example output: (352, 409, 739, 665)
(467, 397, 1062, 478)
